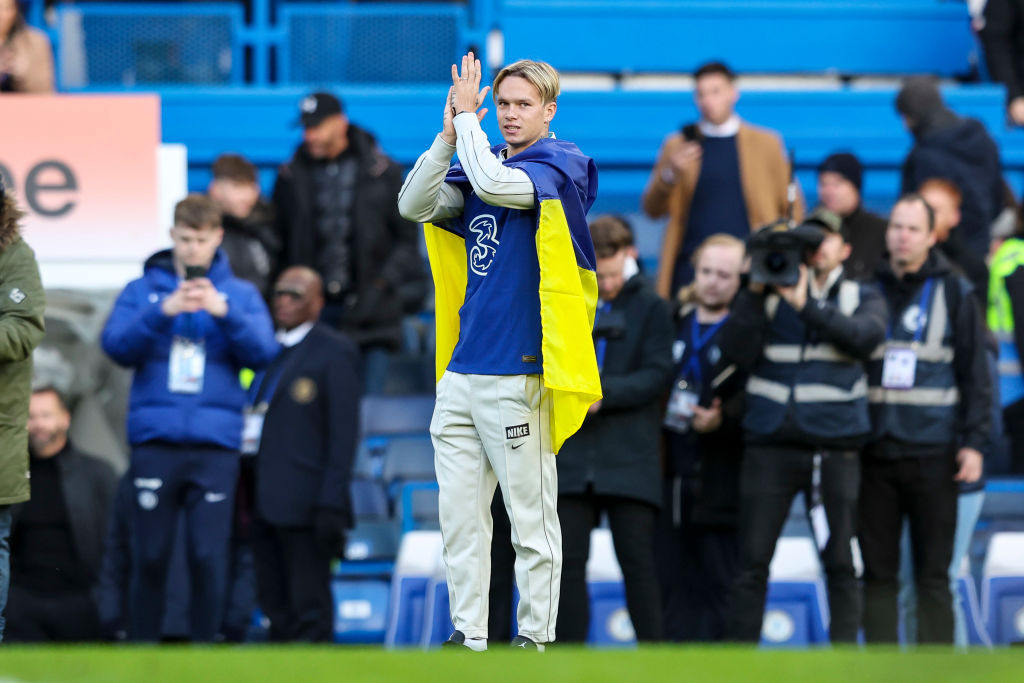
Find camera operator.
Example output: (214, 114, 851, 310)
(720, 211, 887, 643)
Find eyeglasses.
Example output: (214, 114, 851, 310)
(273, 289, 304, 301)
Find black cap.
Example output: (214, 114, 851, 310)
(296, 92, 344, 128)
(818, 152, 863, 193)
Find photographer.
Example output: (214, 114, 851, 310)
(555, 215, 675, 643)
(720, 211, 887, 643)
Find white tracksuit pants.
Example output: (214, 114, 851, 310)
(429, 371, 561, 643)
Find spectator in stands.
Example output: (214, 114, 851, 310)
(981, 0, 1024, 126)
(250, 266, 360, 642)
(719, 212, 886, 644)
(815, 152, 887, 282)
(988, 211, 1024, 474)
(5, 387, 117, 641)
(896, 77, 1005, 263)
(918, 178, 990, 303)
(861, 194, 990, 645)
(100, 194, 278, 642)
(657, 233, 746, 642)
(208, 154, 280, 300)
(643, 61, 802, 296)
(399, 53, 601, 652)
(273, 91, 426, 393)
(555, 215, 673, 643)
(0, 0, 54, 93)
(0, 179, 45, 642)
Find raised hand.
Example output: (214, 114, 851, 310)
(450, 51, 490, 123)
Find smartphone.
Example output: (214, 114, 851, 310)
(184, 265, 207, 280)
(681, 123, 703, 145)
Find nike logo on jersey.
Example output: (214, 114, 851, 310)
(204, 492, 228, 503)
(511, 442, 525, 450)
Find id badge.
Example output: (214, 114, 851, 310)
(168, 337, 206, 394)
(664, 380, 700, 433)
(241, 404, 268, 456)
(881, 346, 917, 390)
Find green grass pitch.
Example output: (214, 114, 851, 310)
(0, 646, 1019, 682)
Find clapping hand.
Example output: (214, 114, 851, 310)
(441, 51, 490, 145)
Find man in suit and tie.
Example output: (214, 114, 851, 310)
(249, 266, 362, 642)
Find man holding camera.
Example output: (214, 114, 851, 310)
(720, 211, 887, 643)
(860, 194, 989, 644)
(101, 194, 278, 642)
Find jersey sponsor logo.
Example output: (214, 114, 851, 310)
(8, 288, 25, 304)
(505, 423, 530, 439)
(468, 214, 500, 276)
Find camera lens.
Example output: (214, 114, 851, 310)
(765, 251, 789, 274)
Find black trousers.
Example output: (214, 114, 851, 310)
(4, 584, 100, 642)
(488, 489, 516, 642)
(557, 491, 662, 643)
(251, 519, 333, 642)
(859, 452, 957, 644)
(726, 445, 860, 643)
(656, 477, 738, 642)
(1004, 399, 1024, 474)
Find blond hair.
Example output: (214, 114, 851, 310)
(675, 233, 746, 305)
(492, 60, 560, 104)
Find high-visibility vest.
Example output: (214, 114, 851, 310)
(988, 237, 1024, 407)
(743, 279, 871, 440)
(869, 277, 960, 444)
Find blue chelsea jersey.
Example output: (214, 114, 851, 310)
(444, 191, 543, 375)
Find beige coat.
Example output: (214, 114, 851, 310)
(643, 123, 804, 298)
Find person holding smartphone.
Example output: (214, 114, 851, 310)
(100, 194, 278, 642)
(643, 61, 802, 295)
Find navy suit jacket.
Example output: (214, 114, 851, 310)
(254, 323, 361, 527)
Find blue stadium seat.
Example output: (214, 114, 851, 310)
(332, 578, 390, 644)
(384, 530, 444, 647)
(586, 529, 636, 647)
(382, 437, 436, 484)
(344, 520, 399, 564)
(500, 1, 975, 77)
(360, 394, 435, 438)
(55, 3, 244, 89)
(421, 577, 454, 647)
(982, 532, 1024, 645)
(350, 477, 390, 520)
(761, 537, 829, 647)
(953, 557, 993, 647)
(396, 481, 441, 534)
(277, 3, 466, 85)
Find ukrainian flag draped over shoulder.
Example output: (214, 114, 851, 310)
(423, 138, 602, 453)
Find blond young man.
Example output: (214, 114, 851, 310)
(399, 54, 600, 650)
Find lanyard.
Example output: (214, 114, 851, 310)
(887, 278, 934, 344)
(683, 313, 728, 387)
(595, 302, 612, 371)
(247, 347, 296, 407)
